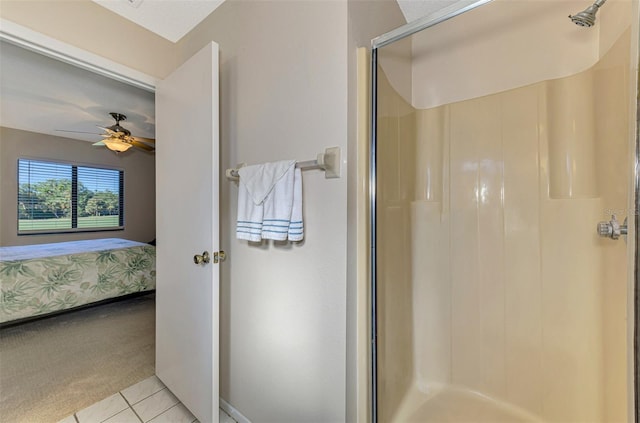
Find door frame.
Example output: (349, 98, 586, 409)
(633, 3, 640, 417)
(0, 18, 158, 92)
(155, 41, 219, 423)
(1, 21, 228, 421)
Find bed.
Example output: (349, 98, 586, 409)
(0, 238, 155, 324)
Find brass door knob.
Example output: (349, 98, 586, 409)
(213, 251, 226, 263)
(193, 251, 210, 265)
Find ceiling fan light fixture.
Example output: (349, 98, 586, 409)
(103, 137, 133, 153)
(80, 112, 154, 153)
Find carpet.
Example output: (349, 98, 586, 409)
(0, 294, 155, 423)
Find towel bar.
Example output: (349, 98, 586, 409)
(225, 146, 341, 181)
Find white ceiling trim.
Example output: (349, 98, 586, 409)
(0, 19, 158, 92)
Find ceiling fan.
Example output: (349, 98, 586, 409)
(57, 112, 155, 153)
(94, 112, 155, 153)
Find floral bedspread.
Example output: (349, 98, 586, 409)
(0, 238, 155, 323)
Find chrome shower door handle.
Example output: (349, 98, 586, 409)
(597, 215, 627, 240)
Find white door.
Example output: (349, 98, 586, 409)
(155, 42, 219, 423)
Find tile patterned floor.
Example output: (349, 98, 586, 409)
(58, 375, 237, 423)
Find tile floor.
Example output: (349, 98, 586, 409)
(58, 375, 237, 423)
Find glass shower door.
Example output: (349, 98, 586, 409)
(371, 1, 639, 422)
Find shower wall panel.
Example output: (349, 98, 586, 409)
(411, 77, 606, 422)
(377, 30, 630, 423)
(594, 30, 631, 423)
(546, 70, 598, 199)
(376, 68, 416, 423)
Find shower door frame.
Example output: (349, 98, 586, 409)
(634, 42, 640, 422)
(368, 1, 640, 422)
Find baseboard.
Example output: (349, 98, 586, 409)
(220, 398, 252, 423)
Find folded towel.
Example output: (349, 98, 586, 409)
(261, 164, 294, 240)
(239, 160, 295, 204)
(236, 160, 304, 242)
(236, 180, 264, 242)
(288, 168, 304, 241)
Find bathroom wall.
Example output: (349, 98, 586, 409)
(377, 27, 631, 423)
(0, 127, 156, 246)
(2, 1, 353, 422)
(176, 2, 349, 422)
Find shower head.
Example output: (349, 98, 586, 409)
(569, 0, 607, 27)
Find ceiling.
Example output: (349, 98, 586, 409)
(0, 41, 155, 143)
(91, 0, 226, 43)
(0, 1, 459, 145)
(89, 0, 463, 44)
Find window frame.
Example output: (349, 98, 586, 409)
(17, 157, 125, 235)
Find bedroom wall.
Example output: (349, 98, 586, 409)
(0, 127, 155, 246)
(0, 0, 178, 79)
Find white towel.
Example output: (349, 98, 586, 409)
(236, 181, 264, 242)
(236, 160, 304, 242)
(288, 168, 304, 241)
(239, 160, 296, 205)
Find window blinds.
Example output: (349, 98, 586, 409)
(18, 159, 124, 233)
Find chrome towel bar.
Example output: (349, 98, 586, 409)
(225, 146, 341, 181)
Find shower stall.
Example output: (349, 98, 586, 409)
(370, 0, 639, 422)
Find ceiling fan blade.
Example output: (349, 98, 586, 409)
(133, 136, 155, 144)
(100, 132, 128, 140)
(56, 129, 102, 135)
(130, 140, 155, 152)
(97, 126, 125, 137)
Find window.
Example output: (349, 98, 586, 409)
(18, 159, 124, 234)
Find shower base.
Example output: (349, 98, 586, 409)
(390, 384, 544, 423)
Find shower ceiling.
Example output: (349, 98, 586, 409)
(396, 0, 481, 22)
